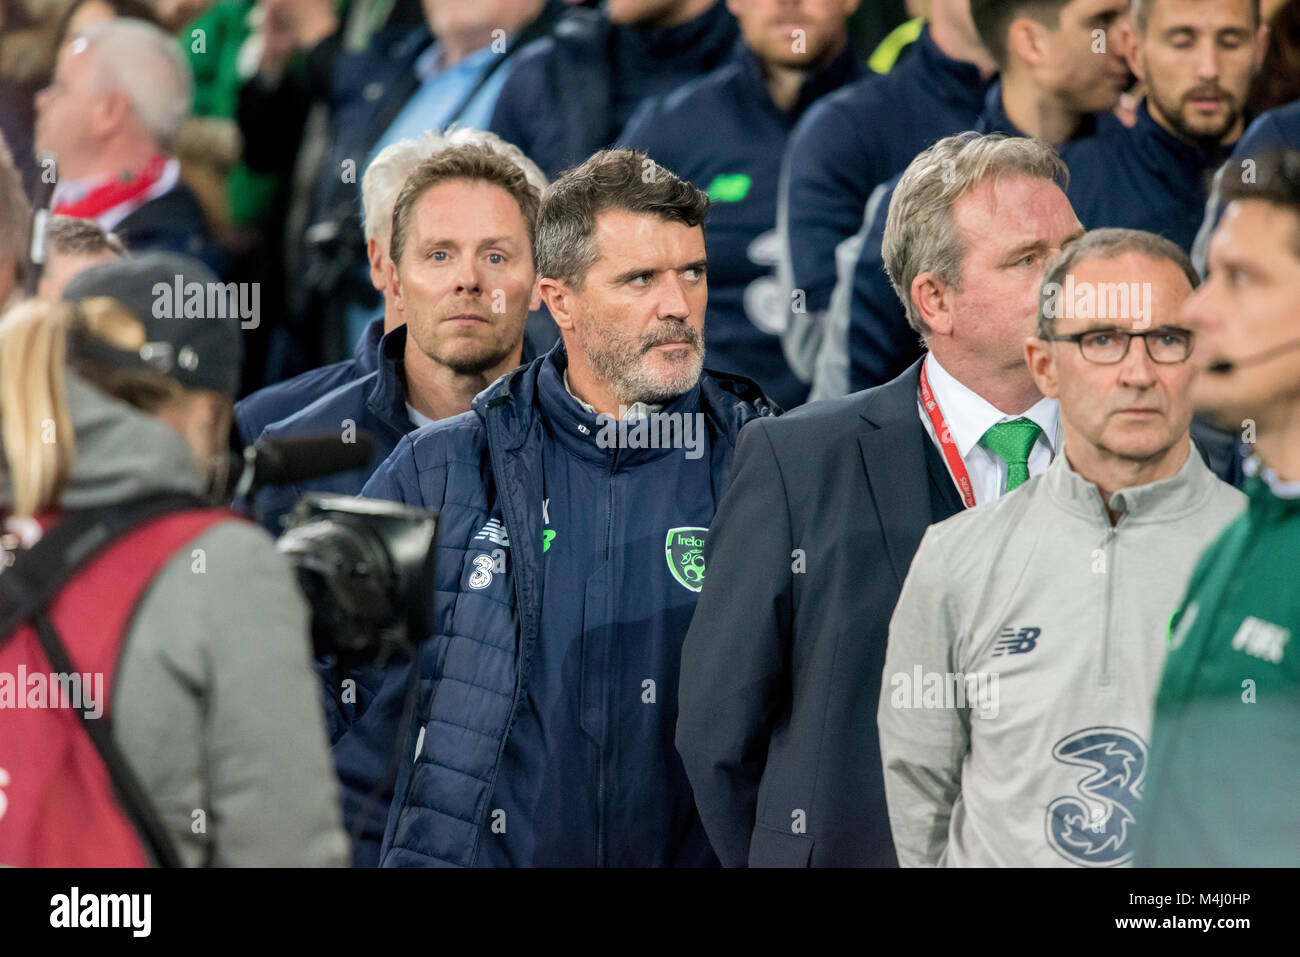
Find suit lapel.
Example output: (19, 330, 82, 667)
(857, 359, 941, 589)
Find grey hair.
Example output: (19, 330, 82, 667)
(883, 131, 1069, 338)
(79, 18, 192, 149)
(1036, 227, 1199, 339)
(361, 127, 548, 246)
(534, 148, 709, 289)
(443, 127, 548, 194)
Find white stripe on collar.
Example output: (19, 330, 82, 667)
(1244, 454, 1300, 499)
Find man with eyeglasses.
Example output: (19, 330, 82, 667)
(878, 228, 1244, 867)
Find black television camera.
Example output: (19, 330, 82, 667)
(231, 433, 437, 666)
(276, 493, 437, 667)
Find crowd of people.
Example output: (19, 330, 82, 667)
(0, 0, 1298, 868)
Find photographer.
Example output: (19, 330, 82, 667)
(0, 254, 347, 867)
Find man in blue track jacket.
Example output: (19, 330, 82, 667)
(243, 139, 546, 538)
(264, 141, 545, 867)
(355, 150, 778, 867)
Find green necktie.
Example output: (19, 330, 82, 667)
(980, 418, 1043, 493)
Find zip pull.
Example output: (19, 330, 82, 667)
(413, 724, 427, 764)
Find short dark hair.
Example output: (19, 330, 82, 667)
(534, 149, 709, 288)
(1036, 227, 1199, 339)
(1131, 0, 1260, 34)
(44, 215, 127, 258)
(389, 142, 542, 266)
(1219, 148, 1300, 257)
(970, 0, 1071, 69)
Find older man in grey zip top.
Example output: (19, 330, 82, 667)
(878, 228, 1245, 867)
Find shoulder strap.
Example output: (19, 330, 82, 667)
(0, 493, 210, 869)
(30, 610, 185, 868)
(0, 493, 205, 646)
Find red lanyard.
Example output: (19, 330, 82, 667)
(919, 361, 977, 509)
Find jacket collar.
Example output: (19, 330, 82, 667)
(856, 357, 952, 588)
(364, 324, 415, 438)
(354, 317, 386, 376)
(858, 355, 927, 428)
(1131, 97, 1238, 181)
(535, 345, 699, 467)
(977, 80, 1107, 142)
(614, 0, 737, 70)
(473, 340, 778, 454)
(367, 325, 539, 439)
(908, 23, 991, 114)
(1243, 455, 1300, 518)
(733, 36, 862, 122)
(1044, 443, 1222, 526)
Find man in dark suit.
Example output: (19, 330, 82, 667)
(34, 18, 223, 273)
(677, 132, 1084, 866)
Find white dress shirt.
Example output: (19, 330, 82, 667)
(917, 353, 1061, 506)
(405, 402, 437, 430)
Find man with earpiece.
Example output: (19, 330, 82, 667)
(1137, 148, 1300, 867)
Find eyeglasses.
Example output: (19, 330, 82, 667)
(1052, 327, 1195, 364)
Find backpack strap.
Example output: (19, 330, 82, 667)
(0, 494, 205, 646)
(0, 492, 211, 868)
(30, 610, 184, 868)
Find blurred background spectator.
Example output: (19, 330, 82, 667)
(778, 0, 995, 392)
(34, 214, 127, 299)
(618, 0, 863, 409)
(488, 0, 740, 180)
(1248, 0, 1300, 115)
(237, 0, 563, 387)
(36, 19, 224, 269)
(0, 133, 31, 310)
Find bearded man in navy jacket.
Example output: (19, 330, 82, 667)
(355, 149, 778, 867)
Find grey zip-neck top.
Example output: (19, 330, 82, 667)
(879, 449, 1245, 868)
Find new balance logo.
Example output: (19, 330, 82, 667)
(473, 519, 510, 548)
(1231, 616, 1289, 664)
(992, 626, 1041, 656)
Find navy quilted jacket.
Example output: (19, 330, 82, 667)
(353, 344, 777, 866)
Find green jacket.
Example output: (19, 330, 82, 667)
(181, 0, 279, 224)
(1137, 467, 1300, 866)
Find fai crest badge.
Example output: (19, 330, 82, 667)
(665, 527, 709, 593)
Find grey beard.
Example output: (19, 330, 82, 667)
(586, 331, 705, 406)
